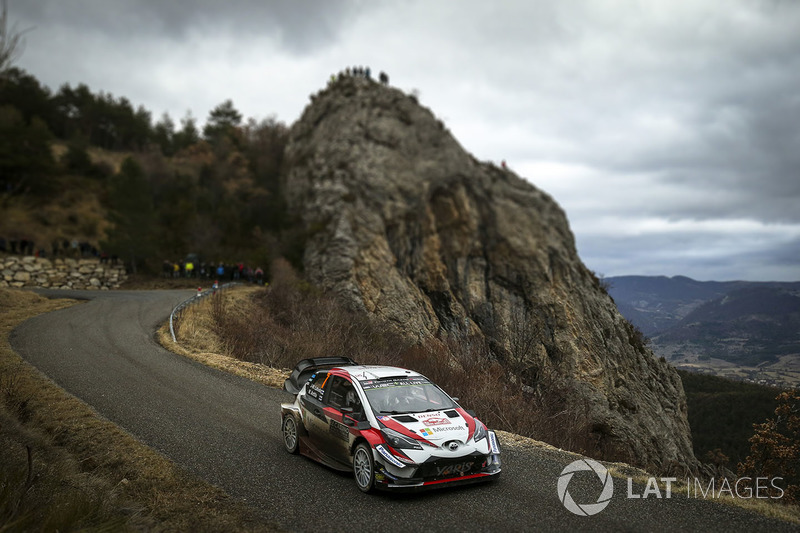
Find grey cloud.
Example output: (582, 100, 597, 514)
(13, 0, 365, 54)
(578, 232, 800, 282)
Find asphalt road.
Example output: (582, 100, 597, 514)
(10, 289, 796, 532)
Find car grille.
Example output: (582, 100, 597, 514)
(417, 454, 485, 479)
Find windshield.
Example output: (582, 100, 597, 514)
(360, 376, 456, 415)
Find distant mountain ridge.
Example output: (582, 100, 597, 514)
(607, 276, 800, 374)
(606, 275, 800, 335)
(656, 286, 800, 366)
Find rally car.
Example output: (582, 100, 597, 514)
(280, 357, 501, 492)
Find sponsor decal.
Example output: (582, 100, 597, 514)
(415, 412, 443, 418)
(418, 428, 434, 437)
(488, 431, 500, 454)
(436, 461, 474, 477)
(422, 417, 451, 426)
(375, 445, 406, 468)
(431, 425, 465, 433)
(328, 420, 349, 441)
(361, 376, 429, 390)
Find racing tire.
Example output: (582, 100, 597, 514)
(282, 414, 300, 454)
(353, 443, 375, 493)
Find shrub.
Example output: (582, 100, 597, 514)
(738, 389, 799, 503)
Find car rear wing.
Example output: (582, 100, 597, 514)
(283, 357, 358, 395)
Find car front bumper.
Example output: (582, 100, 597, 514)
(373, 449, 502, 491)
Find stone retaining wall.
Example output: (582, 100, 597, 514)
(0, 256, 127, 290)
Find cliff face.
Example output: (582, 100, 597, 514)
(284, 76, 698, 473)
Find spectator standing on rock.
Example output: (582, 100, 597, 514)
(379, 71, 389, 85)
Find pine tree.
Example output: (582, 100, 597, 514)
(153, 112, 176, 155)
(102, 157, 155, 274)
(174, 111, 200, 151)
(203, 99, 242, 143)
(0, 105, 55, 195)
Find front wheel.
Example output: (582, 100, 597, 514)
(353, 443, 375, 493)
(282, 415, 299, 454)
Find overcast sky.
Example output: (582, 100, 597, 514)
(9, 0, 800, 281)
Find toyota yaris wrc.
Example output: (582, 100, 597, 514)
(280, 357, 501, 492)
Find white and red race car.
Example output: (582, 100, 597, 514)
(280, 357, 502, 492)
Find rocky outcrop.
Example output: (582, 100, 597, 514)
(0, 256, 126, 290)
(284, 76, 698, 473)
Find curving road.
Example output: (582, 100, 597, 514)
(10, 290, 795, 532)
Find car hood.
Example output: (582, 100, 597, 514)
(378, 409, 472, 443)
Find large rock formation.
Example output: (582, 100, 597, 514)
(284, 75, 698, 473)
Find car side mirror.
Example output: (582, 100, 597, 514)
(451, 397, 459, 402)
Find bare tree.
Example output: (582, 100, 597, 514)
(0, 0, 27, 76)
(506, 307, 543, 378)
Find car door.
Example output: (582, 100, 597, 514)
(321, 376, 363, 465)
(300, 372, 331, 453)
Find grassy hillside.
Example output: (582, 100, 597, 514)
(2, 68, 295, 274)
(1, 144, 114, 253)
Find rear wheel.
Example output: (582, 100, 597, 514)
(353, 443, 375, 493)
(282, 415, 299, 454)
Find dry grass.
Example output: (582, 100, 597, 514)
(162, 286, 290, 388)
(0, 288, 276, 531)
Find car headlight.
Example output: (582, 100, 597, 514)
(381, 428, 423, 450)
(473, 420, 487, 443)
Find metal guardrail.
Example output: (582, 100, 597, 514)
(169, 282, 238, 342)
